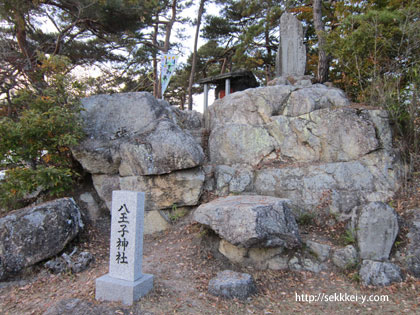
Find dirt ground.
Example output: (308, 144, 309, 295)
(1, 206, 420, 315)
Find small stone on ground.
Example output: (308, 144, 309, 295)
(208, 270, 257, 300)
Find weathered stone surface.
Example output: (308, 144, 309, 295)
(365, 109, 393, 150)
(144, 210, 171, 234)
(268, 75, 313, 87)
(118, 119, 204, 176)
(0, 198, 83, 280)
(282, 85, 349, 117)
(206, 85, 295, 128)
(359, 260, 403, 286)
(288, 256, 324, 273)
(218, 239, 285, 269)
(120, 168, 205, 211)
(194, 195, 301, 248)
(169, 106, 203, 131)
(93, 169, 204, 212)
(214, 165, 254, 196)
(357, 202, 398, 261)
(73, 92, 204, 176)
(404, 208, 420, 277)
(209, 124, 275, 166)
(92, 175, 120, 210)
(71, 139, 121, 175)
(71, 252, 94, 273)
(332, 245, 358, 269)
(306, 240, 331, 262)
(218, 239, 248, 264)
(208, 270, 257, 300)
(276, 12, 306, 77)
(80, 92, 168, 140)
(79, 192, 101, 221)
(270, 108, 379, 163)
(254, 150, 401, 217)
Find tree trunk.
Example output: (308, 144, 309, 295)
(13, 10, 46, 89)
(313, 0, 330, 83)
(264, 7, 272, 83)
(152, 13, 159, 98)
(187, 0, 205, 111)
(163, 0, 177, 53)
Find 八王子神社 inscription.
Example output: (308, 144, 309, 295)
(96, 190, 153, 305)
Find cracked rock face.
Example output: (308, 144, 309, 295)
(193, 195, 301, 249)
(205, 83, 402, 218)
(209, 124, 275, 166)
(72, 92, 205, 217)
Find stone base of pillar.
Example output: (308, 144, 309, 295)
(95, 273, 154, 305)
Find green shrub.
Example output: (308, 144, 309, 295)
(0, 55, 85, 211)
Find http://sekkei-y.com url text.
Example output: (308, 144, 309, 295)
(295, 292, 389, 304)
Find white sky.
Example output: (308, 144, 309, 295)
(174, 2, 220, 112)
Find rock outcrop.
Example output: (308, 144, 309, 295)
(0, 198, 83, 280)
(204, 81, 402, 220)
(72, 92, 205, 233)
(72, 78, 404, 285)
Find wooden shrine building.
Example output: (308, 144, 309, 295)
(197, 70, 259, 111)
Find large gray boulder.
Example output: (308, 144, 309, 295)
(193, 195, 301, 248)
(0, 198, 83, 280)
(73, 92, 204, 176)
(72, 92, 206, 224)
(359, 260, 403, 286)
(357, 202, 399, 261)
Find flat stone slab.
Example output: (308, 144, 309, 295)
(95, 274, 154, 305)
(208, 270, 257, 299)
(193, 195, 301, 249)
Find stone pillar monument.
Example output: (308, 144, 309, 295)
(275, 12, 306, 77)
(96, 190, 153, 305)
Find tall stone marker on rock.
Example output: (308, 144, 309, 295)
(96, 191, 153, 305)
(275, 12, 306, 77)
